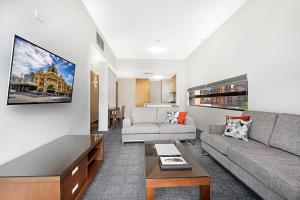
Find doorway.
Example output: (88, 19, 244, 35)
(116, 81, 118, 107)
(136, 78, 150, 107)
(90, 70, 99, 133)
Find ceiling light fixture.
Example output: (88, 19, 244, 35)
(144, 72, 154, 75)
(152, 75, 164, 80)
(148, 40, 166, 54)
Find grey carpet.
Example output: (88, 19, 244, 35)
(83, 128, 262, 200)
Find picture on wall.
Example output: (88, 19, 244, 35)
(7, 35, 75, 105)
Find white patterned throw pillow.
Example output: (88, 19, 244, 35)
(165, 111, 179, 124)
(223, 118, 252, 141)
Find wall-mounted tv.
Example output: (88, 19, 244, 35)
(7, 35, 75, 105)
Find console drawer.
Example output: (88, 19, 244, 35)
(61, 157, 87, 200)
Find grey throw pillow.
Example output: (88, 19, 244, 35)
(165, 111, 179, 124)
(223, 118, 252, 141)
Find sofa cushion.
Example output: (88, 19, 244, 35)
(201, 133, 263, 155)
(224, 118, 252, 142)
(228, 145, 300, 200)
(178, 112, 188, 124)
(165, 111, 179, 124)
(122, 123, 159, 134)
(132, 107, 156, 124)
(156, 107, 179, 123)
(159, 123, 196, 134)
(269, 113, 300, 156)
(243, 110, 278, 145)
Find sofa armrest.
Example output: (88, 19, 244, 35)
(209, 124, 226, 135)
(185, 116, 195, 126)
(123, 117, 132, 127)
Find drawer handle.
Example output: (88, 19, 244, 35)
(72, 166, 79, 176)
(72, 183, 79, 194)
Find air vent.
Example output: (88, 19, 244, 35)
(96, 32, 104, 51)
(144, 72, 154, 75)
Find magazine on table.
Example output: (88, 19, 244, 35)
(155, 144, 181, 156)
(158, 156, 192, 170)
(160, 156, 187, 165)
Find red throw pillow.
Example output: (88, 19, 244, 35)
(226, 115, 250, 125)
(178, 112, 188, 124)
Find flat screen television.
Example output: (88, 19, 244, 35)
(7, 35, 75, 105)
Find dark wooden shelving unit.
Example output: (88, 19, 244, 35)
(87, 148, 100, 165)
(87, 160, 102, 182)
(87, 138, 104, 182)
(0, 134, 104, 200)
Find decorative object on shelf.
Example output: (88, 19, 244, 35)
(188, 74, 248, 111)
(223, 118, 252, 141)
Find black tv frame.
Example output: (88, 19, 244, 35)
(7, 35, 76, 105)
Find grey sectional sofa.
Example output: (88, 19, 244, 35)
(122, 107, 196, 143)
(201, 110, 300, 200)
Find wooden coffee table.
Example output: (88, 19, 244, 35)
(145, 140, 211, 200)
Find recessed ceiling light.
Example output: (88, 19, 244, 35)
(144, 72, 154, 75)
(148, 40, 166, 54)
(152, 75, 164, 80)
(149, 46, 166, 54)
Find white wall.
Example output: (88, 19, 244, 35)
(149, 81, 162, 103)
(91, 62, 110, 131)
(90, 71, 99, 123)
(117, 78, 136, 117)
(161, 79, 173, 103)
(108, 68, 117, 107)
(116, 59, 186, 110)
(0, 0, 116, 165)
(185, 0, 300, 132)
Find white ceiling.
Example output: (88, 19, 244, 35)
(83, 0, 246, 60)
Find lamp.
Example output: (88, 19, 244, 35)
(148, 40, 166, 54)
(93, 76, 98, 88)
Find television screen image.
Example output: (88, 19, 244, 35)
(7, 35, 75, 105)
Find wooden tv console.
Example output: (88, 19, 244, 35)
(0, 134, 104, 200)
